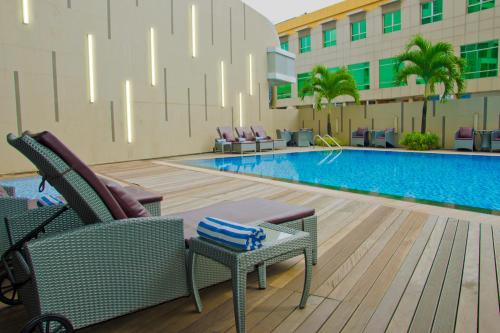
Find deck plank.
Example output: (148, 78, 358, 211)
(409, 218, 459, 333)
(431, 220, 469, 333)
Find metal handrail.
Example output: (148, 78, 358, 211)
(323, 135, 343, 151)
(314, 135, 334, 150)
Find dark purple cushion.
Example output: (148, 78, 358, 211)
(385, 128, 395, 133)
(31, 131, 128, 220)
(101, 178, 150, 218)
(459, 127, 473, 138)
(493, 131, 500, 140)
(244, 131, 255, 141)
(356, 127, 368, 136)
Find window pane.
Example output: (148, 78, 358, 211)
(352, 20, 367, 41)
(323, 29, 337, 47)
(379, 57, 405, 88)
(348, 62, 370, 90)
(422, 0, 443, 25)
(461, 39, 499, 79)
(467, 0, 495, 13)
(280, 41, 289, 51)
(297, 72, 313, 96)
(277, 84, 291, 99)
(299, 35, 311, 53)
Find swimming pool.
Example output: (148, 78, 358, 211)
(185, 150, 500, 214)
(0, 176, 59, 199)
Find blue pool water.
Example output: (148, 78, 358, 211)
(0, 176, 60, 199)
(185, 150, 500, 213)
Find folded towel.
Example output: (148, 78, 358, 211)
(197, 216, 266, 251)
(37, 195, 66, 207)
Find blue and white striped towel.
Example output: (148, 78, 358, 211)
(37, 195, 66, 207)
(197, 217, 267, 251)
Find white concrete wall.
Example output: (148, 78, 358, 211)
(0, 0, 281, 174)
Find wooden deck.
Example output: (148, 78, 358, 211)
(1, 158, 499, 332)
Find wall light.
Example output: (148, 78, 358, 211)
(191, 4, 197, 58)
(239, 92, 243, 127)
(125, 80, 133, 143)
(249, 54, 253, 96)
(150, 27, 156, 86)
(221, 61, 225, 108)
(22, 0, 29, 24)
(87, 34, 95, 103)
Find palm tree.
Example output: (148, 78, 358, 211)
(396, 34, 466, 133)
(299, 65, 360, 136)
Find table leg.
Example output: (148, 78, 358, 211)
(231, 263, 247, 333)
(257, 263, 266, 289)
(188, 251, 203, 313)
(299, 247, 312, 309)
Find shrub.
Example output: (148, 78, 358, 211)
(314, 136, 345, 147)
(400, 132, 440, 151)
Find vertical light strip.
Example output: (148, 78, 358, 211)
(239, 92, 243, 127)
(87, 34, 95, 103)
(191, 4, 197, 58)
(221, 61, 225, 108)
(249, 54, 253, 95)
(22, 0, 29, 24)
(150, 27, 156, 86)
(125, 80, 133, 143)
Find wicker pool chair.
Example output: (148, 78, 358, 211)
(0, 186, 29, 256)
(251, 125, 287, 150)
(5, 132, 188, 332)
(351, 127, 369, 147)
(5, 131, 318, 331)
(454, 127, 474, 151)
(373, 128, 396, 148)
(491, 129, 500, 152)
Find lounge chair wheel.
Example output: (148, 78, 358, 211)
(0, 271, 21, 306)
(22, 314, 74, 333)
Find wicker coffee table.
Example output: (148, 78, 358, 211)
(188, 223, 312, 333)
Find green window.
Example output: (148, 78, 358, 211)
(323, 28, 337, 48)
(280, 41, 289, 51)
(379, 58, 404, 88)
(383, 10, 401, 34)
(461, 40, 499, 79)
(351, 20, 367, 41)
(297, 72, 313, 96)
(277, 84, 291, 99)
(348, 62, 370, 90)
(421, 0, 443, 25)
(467, 0, 495, 13)
(299, 35, 311, 54)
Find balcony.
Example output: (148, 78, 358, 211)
(267, 47, 297, 86)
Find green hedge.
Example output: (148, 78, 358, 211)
(400, 132, 440, 151)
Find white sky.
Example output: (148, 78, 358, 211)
(243, 0, 343, 24)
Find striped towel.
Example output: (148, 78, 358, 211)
(197, 217, 267, 251)
(37, 195, 66, 207)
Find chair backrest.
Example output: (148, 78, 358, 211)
(7, 133, 115, 224)
(458, 127, 473, 138)
(251, 125, 267, 138)
(235, 127, 254, 140)
(217, 127, 236, 142)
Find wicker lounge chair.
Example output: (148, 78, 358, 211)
(0, 186, 30, 256)
(351, 127, 369, 147)
(276, 129, 292, 146)
(251, 125, 287, 150)
(491, 129, 500, 152)
(217, 126, 256, 154)
(454, 127, 474, 151)
(235, 126, 273, 152)
(5, 131, 317, 331)
(293, 131, 311, 147)
(373, 128, 396, 148)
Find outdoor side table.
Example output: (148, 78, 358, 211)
(476, 130, 492, 151)
(213, 141, 232, 154)
(188, 223, 312, 333)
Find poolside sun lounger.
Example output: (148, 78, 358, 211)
(251, 125, 287, 150)
(491, 129, 500, 152)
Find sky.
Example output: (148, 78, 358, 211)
(243, 0, 343, 24)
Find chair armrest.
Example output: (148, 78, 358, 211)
(385, 131, 395, 141)
(24, 217, 187, 327)
(6, 205, 83, 246)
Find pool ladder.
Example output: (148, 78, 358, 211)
(314, 135, 343, 165)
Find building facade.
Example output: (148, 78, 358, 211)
(275, 0, 500, 108)
(0, 0, 287, 174)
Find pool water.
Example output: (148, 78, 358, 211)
(185, 150, 500, 213)
(0, 176, 60, 199)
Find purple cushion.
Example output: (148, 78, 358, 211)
(356, 127, 368, 136)
(101, 178, 150, 218)
(385, 128, 395, 133)
(459, 127, 473, 138)
(219, 127, 236, 142)
(32, 131, 128, 220)
(493, 131, 500, 140)
(244, 131, 255, 141)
